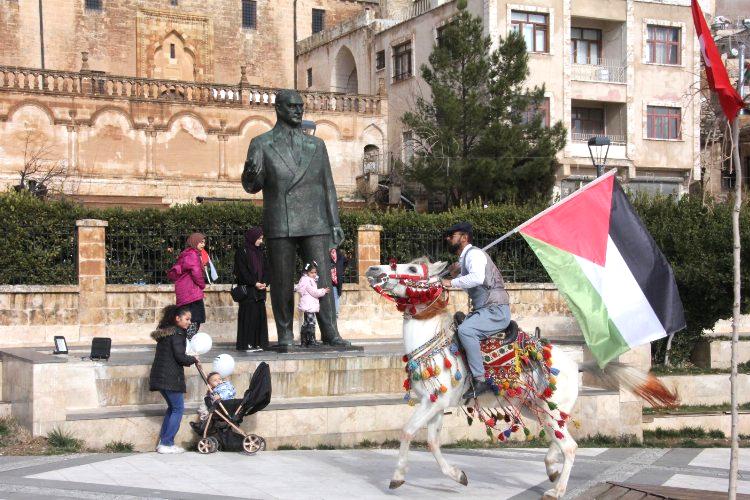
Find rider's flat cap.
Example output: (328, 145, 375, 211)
(443, 221, 473, 237)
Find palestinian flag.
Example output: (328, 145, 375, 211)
(519, 170, 685, 367)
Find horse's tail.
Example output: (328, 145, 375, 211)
(579, 361, 678, 409)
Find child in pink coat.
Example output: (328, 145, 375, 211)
(294, 261, 329, 347)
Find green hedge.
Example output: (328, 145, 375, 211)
(2, 191, 748, 365)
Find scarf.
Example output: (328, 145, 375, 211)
(244, 227, 264, 277)
(186, 233, 205, 249)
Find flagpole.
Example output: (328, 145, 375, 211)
(729, 40, 745, 500)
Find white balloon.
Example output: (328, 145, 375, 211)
(213, 353, 235, 377)
(188, 332, 212, 355)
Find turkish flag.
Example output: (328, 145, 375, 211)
(691, 0, 744, 120)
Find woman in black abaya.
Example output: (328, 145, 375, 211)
(234, 227, 270, 352)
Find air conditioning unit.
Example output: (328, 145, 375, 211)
(597, 68, 610, 82)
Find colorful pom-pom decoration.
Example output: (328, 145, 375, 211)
(554, 430, 564, 440)
(429, 394, 437, 402)
(550, 367, 560, 376)
(486, 418, 496, 428)
(402, 354, 409, 363)
(439, 385, 448, 393)
(444, 358, 452, 369)
(454, 370, 462, 381)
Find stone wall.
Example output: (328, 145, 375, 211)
(0, 65, 387, 204)
(0, 221, 582, 348)
(0, 0, 378, 88)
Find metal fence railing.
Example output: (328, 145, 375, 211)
(379, 231, 550, 283)
(1, 225, 77, 285)
(106, 228, 359, 285)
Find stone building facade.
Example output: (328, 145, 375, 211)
(0, 0, 386, 206)
(297, 0, 712, 197)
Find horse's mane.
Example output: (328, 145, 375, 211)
(408, 256, 431, 265)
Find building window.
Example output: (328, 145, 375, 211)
(510, 11, 548, 53)
(402, 131, 414, 162)
(375, 50, 385, 71)
(169, 43, 176, 60)
(571, 28, 601, 65)
(85, 0, 102, 10)
(312, 9, 325, 34)
(522, 97, 550, 127)
(306, 68, 312, 88)
(571, 107, 604, 141)
(393, 41, 412, 81)
(242, 0, 257, 29)
(646, 25, 680, 65)
(647, 106, 681, 139)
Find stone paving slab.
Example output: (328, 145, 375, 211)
(0, 448, 743, 499)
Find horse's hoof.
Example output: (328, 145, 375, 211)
(389, 480, 405, 489)
(548, 470, 560, 483)
(459, 471, 468, 486)
(542, 489, 559, 499)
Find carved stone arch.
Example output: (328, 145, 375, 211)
(238, 115, 274, 136)
(151, 30, 197, 81)
(6, 100, 56, 125)
(165, 111, 210, 134)
(314, 120, 342, 141)
(333, 45, 358, 94)
(360, 123, 385, 144)
(89, 106, 136, 130)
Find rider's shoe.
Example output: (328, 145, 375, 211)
(462, 380, 492, 401)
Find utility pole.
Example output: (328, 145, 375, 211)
(729, 39, 745, 500)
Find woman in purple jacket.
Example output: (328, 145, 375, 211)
(167, 233, 207, 334)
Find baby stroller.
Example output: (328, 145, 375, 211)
(192, 361, 272, 455)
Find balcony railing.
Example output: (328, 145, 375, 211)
(571, 132, 626, 145)
(0, 65, 384, 115)
(571, 58, 626, 84)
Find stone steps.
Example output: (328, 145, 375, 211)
(61, 388, 622, 451)
(691, 339, 750, 369)
(642, 411, 750, 436)
(653, 373, 750, 407)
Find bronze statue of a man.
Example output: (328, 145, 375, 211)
(242, 89, 349, 347)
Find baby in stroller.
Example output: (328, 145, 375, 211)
(190, 361, 272, 454)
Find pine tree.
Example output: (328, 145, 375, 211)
(401, 2, 566, 207)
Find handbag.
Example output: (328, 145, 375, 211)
(230, 283, 249, 303)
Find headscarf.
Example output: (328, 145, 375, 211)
(244, 227, 264, 275)
(186, 233, 205, 250)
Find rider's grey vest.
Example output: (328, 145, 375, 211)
(460, 246, 510, 311)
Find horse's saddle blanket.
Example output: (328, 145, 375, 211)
(480, 327, 532, 369)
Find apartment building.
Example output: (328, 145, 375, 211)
(297, 0, 708, 197)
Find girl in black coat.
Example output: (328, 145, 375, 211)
(149, 305, 200, 454)
(234, 227, 270, 351)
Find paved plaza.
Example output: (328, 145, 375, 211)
(0, 447, 745, 499)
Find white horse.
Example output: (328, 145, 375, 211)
(365, 258, 677, 499)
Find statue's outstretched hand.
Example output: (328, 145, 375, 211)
(332, 225, 345, 247)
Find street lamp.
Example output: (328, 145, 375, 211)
(587, 136, 611, 177)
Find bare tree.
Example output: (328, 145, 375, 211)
(14, 130, 73, 198)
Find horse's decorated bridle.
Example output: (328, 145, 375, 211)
(369, 258, 449, 318)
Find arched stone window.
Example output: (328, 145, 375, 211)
(333, 46, 358, 94)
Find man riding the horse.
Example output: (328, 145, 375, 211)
(440, 222, 511, 400)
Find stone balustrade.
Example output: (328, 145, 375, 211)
(0, 65, 383, 115)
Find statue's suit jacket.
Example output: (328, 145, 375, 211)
(242, 124, 340, 239)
